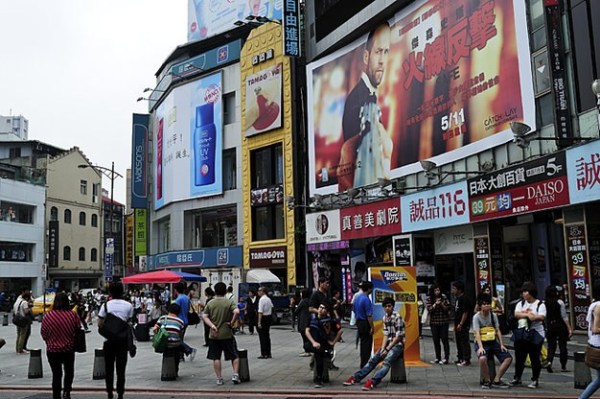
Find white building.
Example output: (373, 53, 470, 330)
(0, 115, 28, 141)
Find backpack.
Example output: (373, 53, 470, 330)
(507, 299, 543, 331)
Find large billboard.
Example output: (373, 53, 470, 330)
(245, 63, 283, 136)
(131, 114, 148, 209)
(188, 0, 283, 43)
(307, 0, 535, 196)
(153, 73, 223, 209)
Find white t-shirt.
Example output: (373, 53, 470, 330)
(258, 295, 273, 316)
(13, 296, 29, 316)
(515, 299, 546, 337)
(99, 299, 134, 322)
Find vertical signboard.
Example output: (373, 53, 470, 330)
(567, 140, 600, 204)
(475, 237, 492, 293)
(566, 224, 591, 331)
(393, 235, 412, 266)
(48, 220, 59, 268)
(104, 238, 114, 282)
(131, 114, 149, 209)
(125, 214, 134, 271)
(283, 0, 301, 57)
(134, 209, 147, 257)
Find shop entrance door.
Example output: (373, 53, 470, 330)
(434, 254, 475, 302)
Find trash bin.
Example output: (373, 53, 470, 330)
(28, 349, 43, 379)
(238, 348, 250, 382)
(93, 348, 106, 380)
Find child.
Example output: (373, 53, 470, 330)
(236, 297, 247, 334)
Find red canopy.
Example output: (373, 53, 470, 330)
(121, 270, 206, 284)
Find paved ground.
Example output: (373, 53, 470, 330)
(0, 315, 591, 398)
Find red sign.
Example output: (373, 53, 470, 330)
(340, 198, 401, 240)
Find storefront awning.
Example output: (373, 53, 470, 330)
(246, 269, 281, 283)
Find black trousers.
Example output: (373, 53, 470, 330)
(455, 327, 471, 362)
(47, 351, 75, 399)
(258, 314, 272, 356)
(247, 311, 257, 334)
(514, 340, 543, 381)
(546, 327, 568, 369)
(304, 341, 332, 383)
(431, 323, 450, 361)
(104, 341, 128, 397)
(356, 319, 373, 368)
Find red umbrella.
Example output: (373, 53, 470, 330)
(122, 269, 206, 284)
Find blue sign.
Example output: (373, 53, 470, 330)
(131, 114, 149, 209)
(147, 246, 243, 271)
(171, 40, 242, 82)
(283, 0, 301, 57)
(104, 238, 114, 280)
(567, 140, 600, 205)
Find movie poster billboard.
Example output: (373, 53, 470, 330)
(369, 266, 425, 365)
(306, 0, 535, 196)
(188, 0, 283, 42)
(154, 73, 223, 210)
(245, 63, 283, 136)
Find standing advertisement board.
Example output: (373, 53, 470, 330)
(566, 224, 591, 331)
(306, 0, 535, 196)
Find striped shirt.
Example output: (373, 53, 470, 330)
(40, 309, 81, 353)
(156, 315, 184, 348)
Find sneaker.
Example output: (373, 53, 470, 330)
(362, 379, 375, 391)
(430, 359, 441, 364)
(509, 378, 522, 386)
(481, 381, 491, 389)
(314, 381, 323, 388)
(232, 373, 241, 384)
(527, 380, 539, 389)
(216, 378, 224, 386)
(343, 376, 356, 386)
(189, 348, 197, 362)
(454, 359, 463, 365)
(441, 359, 449, 365)
(458, 361, 471, 366)
(492, 380, 510, 389)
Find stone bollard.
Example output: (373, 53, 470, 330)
(479, 356, 496, 384)
(238, 348, 250, 382)
(92, 348, 106, 380)
(0, 338, 5, 349)
(574, 351, 592, 390)
(161, 350, 178, 381)
(28, 349, 43, 379)
(311, 353, 331, 383)
(390, 354, 407, 383)
(2, 313, 8, 326)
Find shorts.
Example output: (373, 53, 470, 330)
(207, 338, 238, 361)
(475, 340, 512, 363)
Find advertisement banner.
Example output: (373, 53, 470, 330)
(188, 0, 283, 42)
(434, 225, 473, 255)
(566, 224, 591, 331)
(131, 114, 148, 209)
(154, 73, 223, 209)
(249, 246, 287, 268)
(340, 197, 401, 240)
(134, 209, 147, 256)
(401, 181, 469, 232)
(475, 236, 492, 292)
(245, 63, 283, 136)
(305, 209, 341, 244)
(48, 220, 59, 268)
(567, 140, 600, 205)
(468, 152, 569, 221)
(393, 235, 412, 266)
(125, 214, 133, 270)
(104, 238, 114, 281)
(369, 266, 424, 366)
(306, 0, 535, 196)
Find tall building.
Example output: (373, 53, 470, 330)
(0, 115, 29, 141)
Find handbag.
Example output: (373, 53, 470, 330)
(152, 322, 169, 353)
(421, 307, 430, 326)
(586, 345, 600, 370)
(511, 327, 544, 346)
(188, 305, 200, 326)
(12, 301, 31, 328)
(98, 303, 130, 342)
(74, 328, 87, 353)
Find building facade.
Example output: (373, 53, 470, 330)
(0, 115, 29, 141)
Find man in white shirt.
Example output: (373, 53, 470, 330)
(257, 286, 274, 359)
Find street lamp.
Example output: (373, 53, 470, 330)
(78, 162, 123, 282)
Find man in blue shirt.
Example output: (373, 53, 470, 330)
(354, 281, 374, 368)
(173, 282, 197, 361)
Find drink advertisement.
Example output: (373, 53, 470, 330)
(369, 266, 426, 366)
(306, 0, 535, 196)
(245, 63, 283, 136)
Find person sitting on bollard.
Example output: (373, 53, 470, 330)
(305, 302, 343, 388)
(473, 293, 512, 389)
(40, 292, 81, 399)
(153, 303, 184, 378)
(343, 296, 404, 391)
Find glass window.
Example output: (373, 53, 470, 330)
(223, 92, 236, 125)
(80, 180, 87, 195)
(536, 93, 555, 128)
(79, 247, 85, 261)
(91, 248, 97, 262)
(223, 148, 237, 190)
(79, 211, 86, 226)
(570, 2, 596, 111)
(64, 209, 72, 224)
(92, 183, 99, 203)
(158, 218, 170, 253)
(0, 242, 33, 262)
(50, 207, 58, 221)
(529, 0, 545, 32)
(194, 206, 237, 248)
(64, 246, 71, 261)
(252, 204, 284, 241)
(91, 214, 98, 227)
(533, 50, 551, 95)
(251, 143, 283, 189)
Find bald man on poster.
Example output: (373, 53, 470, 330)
(337, 22, 393, 191)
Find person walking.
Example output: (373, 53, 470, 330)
(12, 289, 31, 354)
(343, 297, 404, 391)
(257, 286, 274, 359)
(579, 279, 600, 399)
(427, 283, 451, 364)
(245, 289, 258, 335)
(544, 285, 572, 373)
(173, 282, 197, 361)
(296, 288, 312, 357)
(40, 292, 81, 399)
(510, 281, 546, 389)
(305, 302, 343, 388)
(309, 277, 331, 314)
(452, 281, 472, 366)
(202, 282, 241, 385)
(153, 303, 184, 378)
(354, 281, 374, 368)
(98, 282, 134, 399)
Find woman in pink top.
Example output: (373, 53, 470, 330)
(41, 292, 81, 399)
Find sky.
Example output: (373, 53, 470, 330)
(0, 0, 188, 204)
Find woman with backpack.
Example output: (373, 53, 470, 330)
(544, 285, 572, 373)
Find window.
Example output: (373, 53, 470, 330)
(50, 207, 58, 221)
(9, 147, 21, 159)
(223, 92, 236, 125)
(251, 143, 283, 189)
(92, 183, 99, 203)
(64, 209, 72, 224)
(223, 149, 237, 190)
(80, 180, 88, 195)
(91, 248, 97, 262)
(252, 204, 284, 241)
(79, 247, 85, 261)
(158, 218, 170, 253)
(63, 246, 71, 261)
(91, 214, 98, 227)
(193, 206, 237, 248)
(79, 211, 86, 226)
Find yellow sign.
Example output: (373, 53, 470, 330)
(134, 209, 147, 256)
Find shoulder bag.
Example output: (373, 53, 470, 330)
(12, 301, 30, 328)
(188, 302, 200, 326)
(98, 302, 130, 342)
(74, 327, 87, 353)
(152, 317, 169, 353)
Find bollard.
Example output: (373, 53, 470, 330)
(2, 313, 8, 326)
(238, 348, 250, 382)
(390, 354, 407, 383)
(574, 351, 592, 389)
(311, 353, 331, 383)
(161, 350, 178, 381)
(0, 338, 5, 349)
(92, 348, 106, 380)
(480, 356, 496, 384)
(28, 349, 43, 379)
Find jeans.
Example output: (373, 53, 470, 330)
(455, 327, 471, 362)
(356, 319, 373, 368)
(258, 315, 272, 356)
(431, 323, 450, 361)
(104, 341, 128, 397)
(47, 351, 75, 399)
(580, 368, 600, 399)
(513, 340, 542, 381)
(353, 345, 404, 385)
